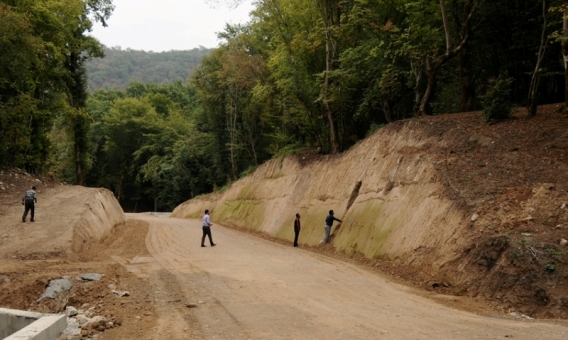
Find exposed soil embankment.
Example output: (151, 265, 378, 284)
(173, 105, 568, 318)
(0, 171, 125, 260)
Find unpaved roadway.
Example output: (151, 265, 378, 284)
(123, 214, 567, 340)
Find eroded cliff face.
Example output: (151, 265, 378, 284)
(173, 107, 568, 318)
(172, 120, 470, 272)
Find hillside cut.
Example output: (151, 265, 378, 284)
(173, 104, 568, 318)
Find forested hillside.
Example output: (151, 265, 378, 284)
(3, 0, 568, 212)
(86, 47, 213, 90)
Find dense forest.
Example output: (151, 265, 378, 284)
(86, 47, 213, 90)
(2, 0, 568, 211)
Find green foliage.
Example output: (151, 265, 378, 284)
(366, 124, 384, 137)
(274, 142, 306, 157)
(0, 0, 112, 174)
(5, 0, 568, 212)
(545, 261, 556, 273)
(545, 248, 564, 262)
(86, 47, 213, 90)
(84, 82, 214, 211)
(240, 165, 259, 178)
(481, 76, 514, 123)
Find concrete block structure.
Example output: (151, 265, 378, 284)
(0, 308, 66, 340)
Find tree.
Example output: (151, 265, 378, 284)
(527, 0, 551, 117)
(415, 0, 479, 116)
(317, 0, 341, 153)
(64, 0, 114, 185)
(103, 98, 158, 204)
(0, 0, 114, 179)
(563, 0, 568, 111)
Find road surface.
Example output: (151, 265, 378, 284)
(123, 214, 567, 340)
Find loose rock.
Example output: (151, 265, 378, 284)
(79, 273, 102, 281)
(37, 278, 73, 302)
(66, 306, 78, 317)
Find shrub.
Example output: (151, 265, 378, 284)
(481, 76, 514, 123)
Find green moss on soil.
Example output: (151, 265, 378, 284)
(334, 200, 401, 258)
(214, 199, 266, 231)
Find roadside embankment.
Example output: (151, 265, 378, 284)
(172, 107, 568, 318)
(0, 184, 125, 260)
(172, 120, 469, 273)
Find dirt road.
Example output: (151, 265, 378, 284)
(0, 177, 566, 339)
(121, 213, 567, 340)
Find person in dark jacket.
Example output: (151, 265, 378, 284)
(22, 186, 37, 222)
(293, 213, 301, 247)
(322, 210, 342, 244)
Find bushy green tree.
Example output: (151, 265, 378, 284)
(0, 0, 113, 177)
(481, 76, 514, 123)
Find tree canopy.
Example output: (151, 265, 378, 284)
(2, 0, 568, 212)
(86, 47, 213, 90)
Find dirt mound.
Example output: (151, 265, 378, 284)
(172, 104, 568, 318)
(0, 169, 160, 338)
(0, 169, 125, 260)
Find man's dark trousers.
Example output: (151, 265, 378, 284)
(293, 230, 299, 247)
(201, 226, 214, 246)
(23, 200, 35, 221)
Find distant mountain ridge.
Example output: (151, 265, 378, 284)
(86, 46, 213, 91)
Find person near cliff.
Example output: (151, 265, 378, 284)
(22, 186, 37, 222)
(293, 213, 301, 247)
(322, 210, 342, 244)
(201, 209, 216, 247)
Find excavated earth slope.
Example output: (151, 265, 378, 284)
(0, 174, 125, 260)
(173, 105, 568, 318)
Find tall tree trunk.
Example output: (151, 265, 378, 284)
(154, 182, 158, 212)
(458, 0, 475, 112)
(417, 0, 478, 116)
(419, 58, 440, 116)
(117, 167, 125, 203)
(527, 0, 549, 117)
(68, 48, 88, 185)
(563, 0, 568, 112)
(321, 0, 340, 154)
(227, 87, 239, 180)
(75, 143, 83, 185)
(382, 100, 393, 123)
(411, 60, 423, 116)
(459, 46, 475, 112)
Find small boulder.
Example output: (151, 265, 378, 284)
(560, 239, 568, 247)
(471, 213, 479, 222)
(66, 306, 78, 317)
(37, 278, 73, 302)
(82, 315, 107, 331)
(76, 314, 89, 327)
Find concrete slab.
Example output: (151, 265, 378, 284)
(0, 308, 66, 340)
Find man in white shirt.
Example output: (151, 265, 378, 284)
(201, 209, 216, 247)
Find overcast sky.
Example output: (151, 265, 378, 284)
(90, 0, 255, 52)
